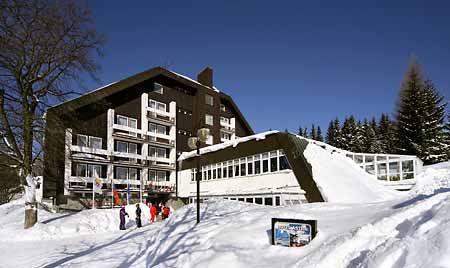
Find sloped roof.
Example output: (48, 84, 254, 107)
(48, 66, 253, 134)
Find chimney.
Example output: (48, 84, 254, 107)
(197, 67, 213, 88)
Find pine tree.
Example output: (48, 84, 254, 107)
(316, 126, 324, 142)
(326, 120, 335, 145)
(341, 115, 358, 151)
(310, 124, 316, 140)
(298, 126, 304, 136)
(332, 118, 343, 148)
(378, 113, 395, 154)
(302, 127, 308, 137)
(395, 59, 448, 164)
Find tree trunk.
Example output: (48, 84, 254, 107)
(24, 206, 37, 229)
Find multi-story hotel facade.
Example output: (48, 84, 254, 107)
(43, 67, 253, 206)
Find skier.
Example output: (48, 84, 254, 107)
(119, 206, 129, 230)
(162, 205, 170, 220)
(136, 203, 142, 228)
(150, 203, 157, 223)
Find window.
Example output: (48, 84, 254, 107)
(234, 159, 240, 177)
(76, 163, 87, 177)
(240, 158, 246, 176)
(157, 148, 166, 158)
(389, 162, 400, 181)
(89, 137, 102, 149)
(129, 168, 138, 180)
(153, 82, 163, 94)
(220, 104, 226, 112)
(116, 167, 128, 180)
(129, 143, 138, 154)
(220, 116, 229, 124)
(221, 132, 231, 140)
(254, 155, 261, 174)
(157, 125, 167, 135)
(217, 164, 222, 179)
(270, 151, 278, 172)
(264, 197, 273, 206)
(205, 94, 214, 106)
(222, 163, 228, 178)
(228, 161, 233, 178)
(255, 198, 263, 205)
(149, 99, 167, 112)
(77, 135, 88, 147)
(157, 171, 166, 182)
(149, 170, 156, 181)
(88, 165, 101, 177)
(129, 118, 137, 129)
(117, 115, 137, 129)
(208, 167, 212, 180)
(213, 168, 217, 179)
(117, 141, 128, 153)
(206, 134, 213, 145)
(262, 153, 269, 173)
(247, 156, 253, 175)
(205, 114, 213, 126)
(377, 163, 387, 180)
(279, 152, 291, 170)
(275, 196, 280, 206)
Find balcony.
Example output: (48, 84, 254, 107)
(148, 133, 175, 147)
(147, 111, 175, 126)
(220, 123, 235, 134)
(71, 145, 108, 155)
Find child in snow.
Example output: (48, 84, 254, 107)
(136, 203, 142, 228)
(119, 206, 129, 230)
(150, 203, 157, 223)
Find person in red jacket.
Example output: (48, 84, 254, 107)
(150, 203, 157, 223)
(162, 205, 170, 220)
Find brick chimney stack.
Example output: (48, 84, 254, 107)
(197, 67, 213, 88)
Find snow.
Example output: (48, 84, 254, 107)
(178, 130, 279, 161)
(303, 143, 401, 203)
(1, 162, 450, 267)
(166, 69, 220, 92)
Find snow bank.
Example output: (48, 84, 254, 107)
(0, 202, 154, 241)
(303, 143, 401, 203)
(412, 162, 450, 195)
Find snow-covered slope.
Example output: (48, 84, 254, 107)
(304, 143, 401, 203)
(1, 162, 449, 267)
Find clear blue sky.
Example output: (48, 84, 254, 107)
(85, 1, 450, 134)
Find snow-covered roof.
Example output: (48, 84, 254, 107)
(166, 69, 220, 92)
(178, 130, 279, 161)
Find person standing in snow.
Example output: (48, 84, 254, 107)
(119, 206, 129, 230)
(150, 203, 157, 223)
(136, 203, 142, 228)
(162, 204, 170, 220)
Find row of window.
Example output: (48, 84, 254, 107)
(205, 114, 231, 127)
(76, 135, 102, 149)
(117, 115, 138, 129)
(149, 122, 169, 135)
(148, 99, 167, 112)
(189, 196, 281, 206)
(191, 150, 291, 181)
(74, 163, 171, 182)
(115, 140, 138, 154)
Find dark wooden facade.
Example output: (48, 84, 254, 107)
(43, 67, 253, 202)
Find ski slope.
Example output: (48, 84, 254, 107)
(0, 162, 449, 267)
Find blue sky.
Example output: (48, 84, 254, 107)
(85, 1, 450, 134)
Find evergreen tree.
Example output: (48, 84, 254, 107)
(341, 115, 358, 151)
(332, 118, 343, 148)
(310, 124, 316, 140)
(395, 59, 448, 164)
(302, 127, 308, 137)
(316, 126, 324, 142)
(369, 116, 383, 153)
(378, 113, 395, 153)
(298, 126, 304, 136)
(326, 120, 335, 145)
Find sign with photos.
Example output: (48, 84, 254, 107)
(272, 218, 317, 247)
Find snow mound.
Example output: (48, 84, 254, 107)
(0, 202, 153, 241)
(303, 143, 401, 203)
(412, 163, 450, 196)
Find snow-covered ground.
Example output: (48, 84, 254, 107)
(1, 161, 449, 268)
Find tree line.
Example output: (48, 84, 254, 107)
(297, 58, 450, 165)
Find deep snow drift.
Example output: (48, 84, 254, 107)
(0, 162, 449, 268)
(304, 143, 402, 203)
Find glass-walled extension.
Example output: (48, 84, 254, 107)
(344, 152, 423, 189)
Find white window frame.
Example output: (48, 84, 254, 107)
(117, 115, 128, 126)
(76, 163, 87, 177)
(205, 114, 214, 126)
(117, 141, 128, 153)
(77, 134, 88, 147)
(153, 82, 163, 94)
(220, 103, 226, 112)
(129, 143, 138, 155)
(89, 136, 102, 149)
(205, 94, 214, 106)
